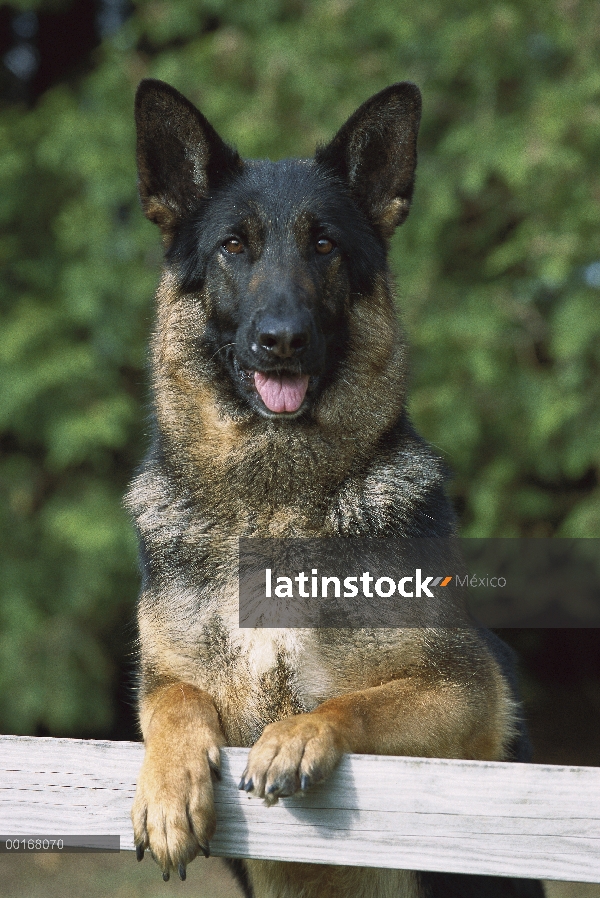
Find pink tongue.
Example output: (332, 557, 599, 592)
(254, 372, 309, 413)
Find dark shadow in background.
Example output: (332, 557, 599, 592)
(501, 629, 600, 767)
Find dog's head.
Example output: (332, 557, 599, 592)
(135, 80, 420, 424)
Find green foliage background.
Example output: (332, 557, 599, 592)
(1, 0, 599, 737)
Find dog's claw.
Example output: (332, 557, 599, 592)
(243, 777, 254, 793)
(162, 869, 170, 882)
(178, 863, 186, 881)
(199, 841, 210, 858)
(300, 774, 310, 791)
(135, 842, 145, 862)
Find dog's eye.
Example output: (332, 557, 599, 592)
(222, 237, 244, 254)
(315, 237, 335, 255)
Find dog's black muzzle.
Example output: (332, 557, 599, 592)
(233, 297, 326, 418)
(237, 300, 325, 376)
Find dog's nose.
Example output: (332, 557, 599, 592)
(257, 315, 310, 360)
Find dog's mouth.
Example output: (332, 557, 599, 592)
(233, 358, 313, 418)
(254, 371, 310, 414)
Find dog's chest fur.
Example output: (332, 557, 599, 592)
(137, 573, 419, 747)
(129, 463, 423, 747)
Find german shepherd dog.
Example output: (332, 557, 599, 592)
(128, 79, 544, 898)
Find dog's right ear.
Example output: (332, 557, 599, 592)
(316, 83, 421, 240)
(134, 79, 242, 238)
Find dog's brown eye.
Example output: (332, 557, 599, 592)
(315, 237, 335, 255)
(222, 238, 244, 254)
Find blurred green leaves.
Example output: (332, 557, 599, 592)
(1, 0, 599, 735)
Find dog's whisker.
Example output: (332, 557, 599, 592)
(207, 342, 236, 364)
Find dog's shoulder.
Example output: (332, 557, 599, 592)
(331, 412, 456, 538)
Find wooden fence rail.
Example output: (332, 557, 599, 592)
(0, 735, 599, 883)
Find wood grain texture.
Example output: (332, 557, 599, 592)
(0, 735, 599, 882)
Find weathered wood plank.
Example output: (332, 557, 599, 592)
(0, 735, 599, 882)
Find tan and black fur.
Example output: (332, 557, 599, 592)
(128, 79, 543, 898)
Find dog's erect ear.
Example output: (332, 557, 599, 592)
(134, 79, 242, 237)
(316, 83, 421, 239)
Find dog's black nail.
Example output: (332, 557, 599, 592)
(210, 764, 222, 782)
(162, 869, 170, 882)
(244, 777, 254, 792)
(136, 843, 145, 861)
(267, 783, 279, 795)
(199, 842, 210, 858)
(178, 863, 186, 881)
(300, 774, 310, 791)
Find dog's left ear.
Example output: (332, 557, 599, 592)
(316, 83, 421, 239)
(135, 79, 242, 240)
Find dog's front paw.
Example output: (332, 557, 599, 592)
(132, 734, 221, 881)
(239, 713, 349, 805)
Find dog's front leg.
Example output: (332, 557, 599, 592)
(131, 682, 225, 880)
(240, 667, 513, 802)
